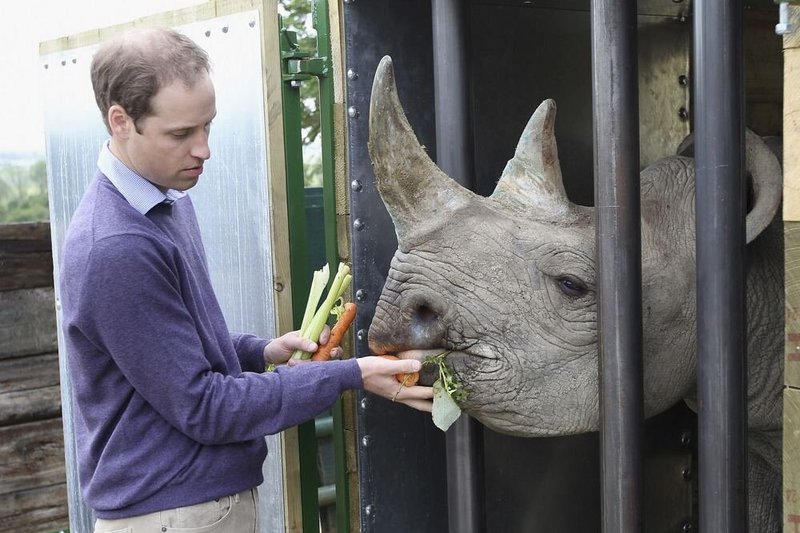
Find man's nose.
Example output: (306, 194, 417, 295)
(191, 132, 211, 160)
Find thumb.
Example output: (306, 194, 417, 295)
(399, 359, 422, 373)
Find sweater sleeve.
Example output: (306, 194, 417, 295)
(76, 233, 363, 444)
(231, 333, 270, 373)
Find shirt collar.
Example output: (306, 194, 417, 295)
(97, 141, 186, 214)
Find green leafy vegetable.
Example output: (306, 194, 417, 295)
(425, 350, 467, 431)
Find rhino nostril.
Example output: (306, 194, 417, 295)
(414, 303, 439, 325)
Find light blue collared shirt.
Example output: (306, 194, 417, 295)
(97, 141, 186, 215)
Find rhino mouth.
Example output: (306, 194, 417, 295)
(390, 348, 472, 387)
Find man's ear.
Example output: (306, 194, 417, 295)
(108, 104, 133, 138)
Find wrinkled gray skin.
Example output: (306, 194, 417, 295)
(366, 56, 784, 531)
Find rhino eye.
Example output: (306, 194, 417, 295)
(556, 275, 588, 298)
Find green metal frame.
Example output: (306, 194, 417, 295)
(279, 0, 350, 531)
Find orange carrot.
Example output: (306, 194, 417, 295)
(379, 354, 420, 386)
(311, 302, 357, 361)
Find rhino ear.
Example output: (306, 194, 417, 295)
(744, 129, 782, 243)
(490, 100, 574, 219)
(368, 56, 474, 246)
(675, 129, 781, 244)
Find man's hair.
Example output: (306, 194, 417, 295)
(90, 27, 210, 134)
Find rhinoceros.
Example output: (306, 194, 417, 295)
(365, 56, 784, 531)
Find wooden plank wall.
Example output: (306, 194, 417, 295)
(785, 5, 800, 531)
(0, 222, 68, 532)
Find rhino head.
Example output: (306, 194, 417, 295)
(366, 56, 782, 438)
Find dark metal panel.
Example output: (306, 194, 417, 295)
(483, 404, 696, 532)
(692, 0, 748, 531)
(343, 2, 448, 532)
(591, 0, 645, 531)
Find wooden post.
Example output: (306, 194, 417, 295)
(784, 5, 800, 530)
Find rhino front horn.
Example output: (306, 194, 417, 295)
(368, 56, 475, 248)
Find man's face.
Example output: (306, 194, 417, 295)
(116, 73, 217, 192)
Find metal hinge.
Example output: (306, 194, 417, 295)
(279, 27, 329, 84)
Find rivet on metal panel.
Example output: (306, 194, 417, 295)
(680, 431, 692, 447)
(205, 30, 211, 37)
(44, 64, 49, 69)
(249, 20, 256, 28)
(347, 68, 359, 80)
(274, 281, 284, 292)
(344, 0, 354, 4)
(61, 60, 66, 66)
(672, 0, 683, 3)
(72, 58, 77, 64)
(357, 328, 367, 341)
(678, 107, 689, 121)
(353, 218, 365, 231)
(681, 467, 692, 480)
(360, 397, 369, 410)
(350, 179, 363, 192)
(356, 289, 367, 302)
(361, 435, 371, 447)
(678, 75, 688, 87)
(290, 80, 302, 88)
(677, 13, 688, 23)
(222, 26, 229, 33)
(348, 106, 360, 119)
(523, 0, 533, 5)
(364, 504, 374, 517)
(681, 521, 693, 532)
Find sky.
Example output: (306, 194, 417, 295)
(0, 0, 204, 156)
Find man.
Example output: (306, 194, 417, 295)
(60, 27, 432, 532)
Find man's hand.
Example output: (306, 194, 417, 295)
(357, 356, 434, 412)
(263, 326, 342, 365)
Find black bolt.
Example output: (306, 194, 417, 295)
(678, 74, 688, 86)
(678, 107, 689, 120)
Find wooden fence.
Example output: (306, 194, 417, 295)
(0, 222, 68, 532)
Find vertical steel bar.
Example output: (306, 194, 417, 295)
(693, 0, 748, 531)
(590, 0, 644, 531)
(431, 1, 483, 533)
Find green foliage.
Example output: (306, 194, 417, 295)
(0, 159, 49, 223)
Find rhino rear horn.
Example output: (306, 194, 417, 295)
(368, 56, 474, 247)
(490, 100, 575, 220)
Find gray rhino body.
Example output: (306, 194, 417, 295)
(366, 56, 784, 531)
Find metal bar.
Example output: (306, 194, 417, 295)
(590, 0, 644, 531)
(432, 0, 474, 190)
(693, 0, 748, 531)
(431, 2, 483, 533)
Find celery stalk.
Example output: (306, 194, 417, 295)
(292, 262, 352, 359)
(300, 264, 329, 333)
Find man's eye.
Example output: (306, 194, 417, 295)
(171, 131, 189, 138)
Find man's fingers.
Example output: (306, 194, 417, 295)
(399, 398, 433, 412)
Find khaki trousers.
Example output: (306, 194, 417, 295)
(94, 488, 259, 533)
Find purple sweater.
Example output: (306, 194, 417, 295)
(60, 174, 362, 519)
